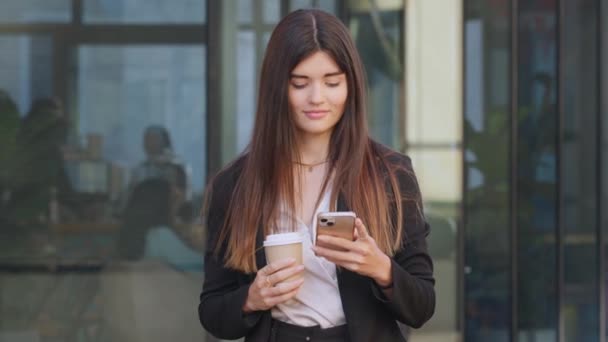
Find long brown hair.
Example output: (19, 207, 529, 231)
(208, 9, 411, 273)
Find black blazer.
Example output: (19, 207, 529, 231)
(199, 144, 435, 342)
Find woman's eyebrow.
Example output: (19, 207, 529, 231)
(290, 71, 344, 78)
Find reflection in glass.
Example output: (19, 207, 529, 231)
(349, 3, 403, 148)
(0, 0, 70, 23)
(0, 35, 55, 264)
(0, 35, 54, 114)
(84, 0, 206, 23)
(561, 1, 600, 341)
(77, 46, 206, 193)
(464, 0, 511, 341)
(517, 1, 558, 340)
(0, 44, 207, 341)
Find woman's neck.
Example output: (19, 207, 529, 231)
(297, 132, 331, 164)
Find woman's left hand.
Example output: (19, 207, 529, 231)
(312, 218, 393, 288)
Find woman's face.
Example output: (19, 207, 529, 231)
(288, 51, 348, 139)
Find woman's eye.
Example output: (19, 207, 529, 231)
(291, 83, 307, 89)
(326, 82, 341, 87)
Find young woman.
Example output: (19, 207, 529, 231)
(199, 9, 434, 342)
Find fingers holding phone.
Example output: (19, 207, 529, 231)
(313, 217, 393, 287)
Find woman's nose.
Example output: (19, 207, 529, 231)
(308, 83, 324, 104)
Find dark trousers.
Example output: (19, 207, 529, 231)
(270, 319, 350, 342)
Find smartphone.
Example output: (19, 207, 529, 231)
(316, 211, 356, 245)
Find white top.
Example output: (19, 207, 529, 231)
(270, 187, 346, 328)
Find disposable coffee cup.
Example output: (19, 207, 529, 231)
(263, 232, 303, 284)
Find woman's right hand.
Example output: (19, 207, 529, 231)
(242, 258, 305, 313)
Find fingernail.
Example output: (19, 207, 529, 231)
(297, 265, 305, 271)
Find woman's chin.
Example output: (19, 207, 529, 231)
(296, 126, 335, 139)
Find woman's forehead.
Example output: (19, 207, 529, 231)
(291, 51, 343, 77)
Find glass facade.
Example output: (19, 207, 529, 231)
(0, 1, 71, 23)
(464, 0, 511, 340)
(462, 0, 607, 341)
(561, 1, 600, 341)
(349, 0, 404, 148)
(0, 2, 208, 341)
(1, 1, 607, 342)
(84, 0, 206, 24)
(517, 1, 559, 340)
(0, 35, 54, 115)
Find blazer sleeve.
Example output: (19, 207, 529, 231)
(198, 170, 263, 339)
(370, 154, 436, 328)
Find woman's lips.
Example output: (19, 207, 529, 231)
(304, 110, 329, 120)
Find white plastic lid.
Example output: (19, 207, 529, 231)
(263, 232, 303, 247)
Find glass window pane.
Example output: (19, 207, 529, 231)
(0, 42, 207, 341)
(317, 0, 337, 14)
(349, 3, 404, 149)
(238, 0, 253, 24)
(263, 31, 272, 52)
(517, 0, 558, 339)
(463, 0, 511, 340)
(236, 31, 256, 153)
(263, 0, 281, 23)
(84, 0, 206, 24)
(0, 34, 54, 263)
(0, 0, 70, 23)
(77, 45, 206, 193)
(562, 0, 600, 340)
(290, 0, 313, 11)
(0, 35, 53, 115)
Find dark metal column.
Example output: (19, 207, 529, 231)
(459, 0, 467, 336)
(509, 0, 519, 340)
(72, 0, 82, 24)
(597, 0, 606, 341)
(555, 0, 567, 342)
(556, 0, 565, 340)
(206, 0, 223, 181)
